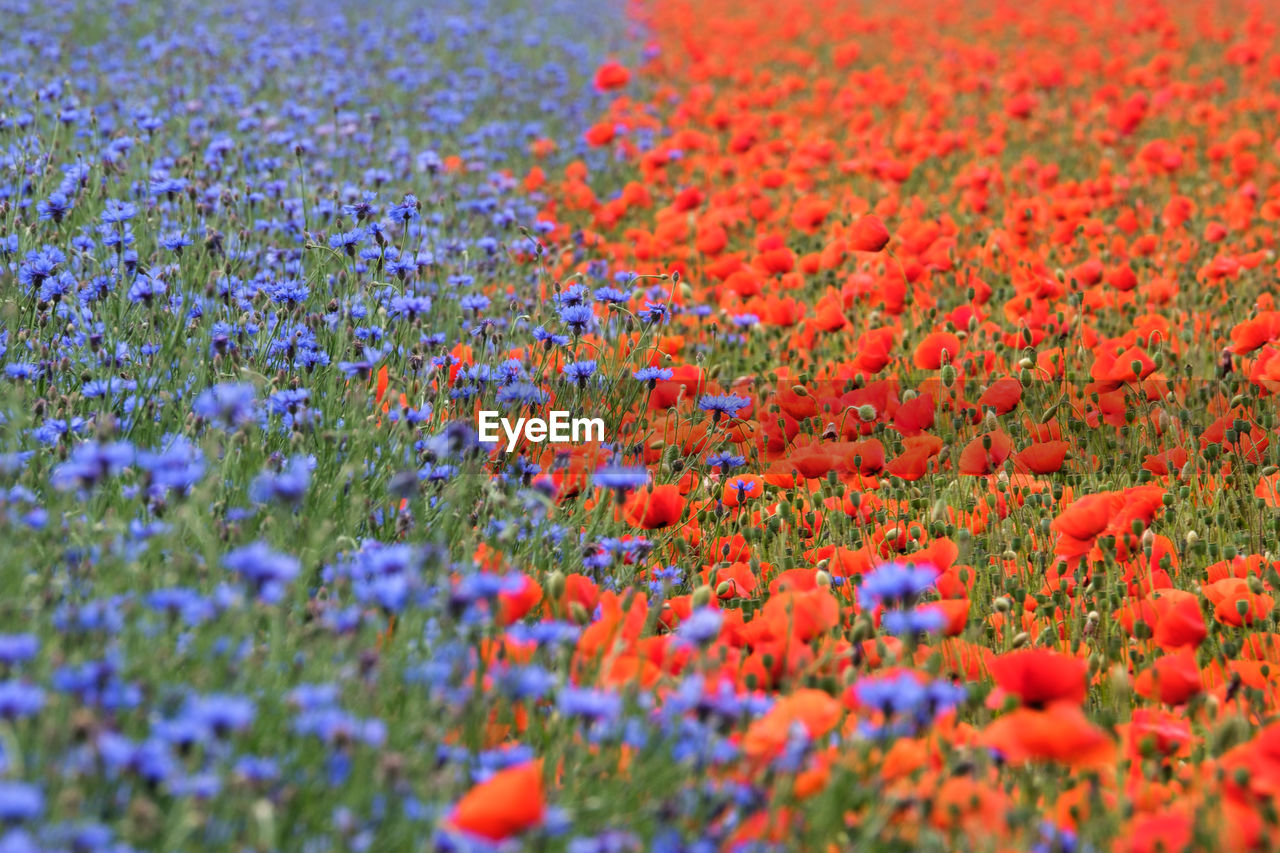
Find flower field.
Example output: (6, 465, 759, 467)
(5, 0, 1280, 849)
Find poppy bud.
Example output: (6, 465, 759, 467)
(1109, 664, 1131, 703)
(251, 799, 276, 848)
(691, 584, 713, 609)
(941, 364, 957, 387)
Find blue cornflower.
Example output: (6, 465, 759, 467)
(881, 608, 947, 636)
(562, 360, 597, 384)
(100, 199, 138, 224)
(234, 755, 280, 783)
(37, 271, 75, 304)
(17, 246, 63, 291)
(193, 383, 258, 429)
(288, 683, 340, 711)
(249, 455, 314, 506)
(223, 543, 300, 603)
(159, 231, 192, 252)
(388, 295, 433, 320)
(495, 382, 549, 408)
(856, 561, 938, 610)
(36, 192, 73, 222)
(267, 389, 311, 415)
(0, 681, 44, 719)
(127, 274, 167, 305)
(342, 192, 377, 222)
(136, 435, 206, 494)
(642, 301, 670, 323)
(593, 286, 629, 304)
(855, 672, 927, 718)
(559, 303, 594, 333)
(495, 665, 557, 701)
(854, 673, 966, 738)
(633, 366, 673, 387)
(529, 331, 568, 356)
(556, 284, 591, 306)
(697, 394, 750, 422)
(558, 687, 622, 721)
(185, 693, 256, 736)
(0, 782, 42, 822)
(50, 440, 135, 491)
(337, 358, 375, 380)
(0, 635, 37, 666)
(707, 451, 746, 470)
(266, 279, 310, 306)
(387, 194, 420, 223)
(5, 363, 40, 382)
(593, 466, 648, 493)
(329, 228, 365, 255)
(1032, 822, 1083, 853)
(676, 608, 723, 646)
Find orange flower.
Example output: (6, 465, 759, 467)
(622, 484, 687, 529)
(981, 703, 1115, 768)
(849, 215, 891, 252)
(450, 760, 545, 841)
(742, 688, 842, 762)
(988, 648, 1087, 707)
(1204, 577, 1274, 627)
(1133, 648, 1203, 706)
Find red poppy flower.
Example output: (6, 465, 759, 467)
(623, 484, 687, 529)
(981, 703, 1114, 768)
(988, 648, 1087, 707)
(593, 61, 631, 91)
(450, 761, 545, 841)
(850, 215, 891, 252)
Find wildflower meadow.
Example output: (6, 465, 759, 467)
(5, 0, 1280, 849)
